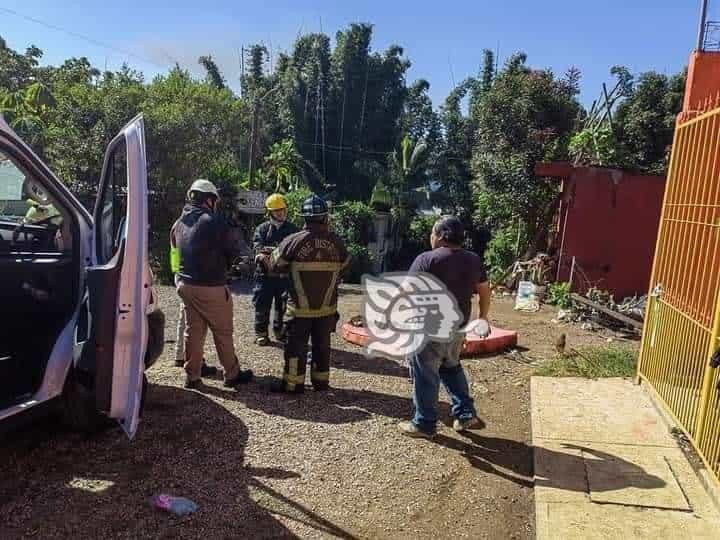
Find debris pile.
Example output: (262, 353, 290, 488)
(552, 287, 645, 333)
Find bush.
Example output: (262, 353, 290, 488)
(407, 214, 436, 250)
(284, 187, 313, 228)
(547, 281, 572, 308)
(328, 201, 377, 283)
(344, 243, 375, 284)
(331, 201, 376, 245)
(387, 214, 436, 270)
(484, 223, 524, 282)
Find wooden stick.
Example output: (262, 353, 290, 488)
(570, 293, 643, 330)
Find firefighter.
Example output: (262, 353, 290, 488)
(252, 193, 299, 346)
(175, 179, 253, 389)
(267, 194, 350, 393)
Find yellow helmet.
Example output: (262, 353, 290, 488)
(265, 193, 287, 211)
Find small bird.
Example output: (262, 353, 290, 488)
(555, 333, 566, 356)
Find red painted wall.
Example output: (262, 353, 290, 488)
(550, 166, 666, 300)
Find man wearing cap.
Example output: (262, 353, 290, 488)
(174, 179, 253, 389)
(252, 193, 299, 346)
(267, 193, 350, 393)
(398, 216, 491, 439)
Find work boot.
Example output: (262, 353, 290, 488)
(273, 327, 287, 344)
(255, 335, 270, 346)
(184, 377, 201, 390)
(397, 421, 435, 440)
(223, 369, 254, 388)
(268, 379, 304, 394)
(312, 383, 330, 392)
(200, 363, 219, 378)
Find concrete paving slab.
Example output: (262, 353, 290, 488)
(532, 377, 720, 539)
(537, 501, 720, 539)
(531, 378, 676, 447)
(585, 450, 689, 510)
(534, 442, 589, 503)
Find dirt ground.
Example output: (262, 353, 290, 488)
(0, 286, 638, 539)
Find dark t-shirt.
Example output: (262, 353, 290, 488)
(409, 246, 488, 325)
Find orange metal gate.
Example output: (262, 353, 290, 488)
(638, 105, 720, 486)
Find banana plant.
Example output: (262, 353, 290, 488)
(0, 82, 56, 130)
(262, 138, 331, 194)
(263, 139, 305, 193)
(389, 134, 428, 206)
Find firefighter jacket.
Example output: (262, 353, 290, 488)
(271, 223, 351, 318)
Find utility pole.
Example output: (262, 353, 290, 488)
(240, 46, 245, 97)
(248, 95, 261, 188)
(698, 0, 709, 51)
(247, 85, 281, 188)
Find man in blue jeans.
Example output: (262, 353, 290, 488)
(398, 216, 491, 439)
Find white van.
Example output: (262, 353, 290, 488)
(0, 114, 164, 440)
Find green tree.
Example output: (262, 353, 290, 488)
(614, 69, 686, 174)
(471, 53, 582, 261)
(198, 55, 226, 89)
(0, 37, 43, 92)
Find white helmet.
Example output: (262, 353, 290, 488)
(187, 179, 219, 200)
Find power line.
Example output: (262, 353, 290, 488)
(0, 6, 174, 70)
(295, 139, 390, 156)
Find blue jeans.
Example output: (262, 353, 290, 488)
(409, 335, 476, 435)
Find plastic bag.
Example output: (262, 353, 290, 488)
(152, 494, 198, 516)
(514, 280, 540, 312)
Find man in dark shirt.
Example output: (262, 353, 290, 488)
(398, 216, 491, 439)
(175, 179, 253, 390)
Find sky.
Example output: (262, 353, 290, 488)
(0, 0, 711, 109)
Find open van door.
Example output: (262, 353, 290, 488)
(86, 115, 148, 439)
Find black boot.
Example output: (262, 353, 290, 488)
(255, 335, 270, 346)
(200, 363, 218, 378)
(184, 377, 201, 390)
(268, 379, 304, 394)
(224, 369, 254, 387)
(273, 327, 287, 344)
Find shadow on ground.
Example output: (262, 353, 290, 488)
(433, 432, 666, 493)
(199, 377, 426, 425)
(0, 385, 357, 539)
(330, 348, 410, 378)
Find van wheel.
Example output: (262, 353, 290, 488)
(61, 372, 149, 433)
(60, 370, 110, 434)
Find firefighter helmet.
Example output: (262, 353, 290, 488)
(300, 194, 329, 218)
(265, 193, 288, 211)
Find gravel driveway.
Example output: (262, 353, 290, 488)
(2, 284, 628, 539)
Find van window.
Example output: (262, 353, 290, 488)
(0, 152, 27, 222)
(95, 140, 128, 265)
(0, 150, 70, 253)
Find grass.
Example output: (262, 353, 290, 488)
(535, 346, 638, 378)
